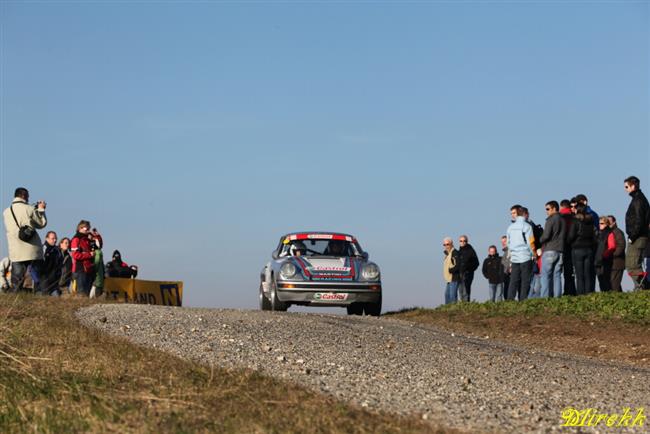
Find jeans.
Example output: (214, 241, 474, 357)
(530, 274, 541, 298)
(458, 272, 474, 302)
(540, 251, 563, 298)
(10, 261, 33, 292)
(508, 261, 533, 301)
(489, 283, 504, 302)
(572, 248, 593, 296)
(74, 272, 93, 296)
(445, 281, 459, 304)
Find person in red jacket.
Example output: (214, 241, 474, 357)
(70, 220, 102, 296)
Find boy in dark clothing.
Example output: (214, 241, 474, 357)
(482, 245, 504, 302)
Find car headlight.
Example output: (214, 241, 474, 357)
(361, 263, 380, 280)
(280, 263, 297, 279)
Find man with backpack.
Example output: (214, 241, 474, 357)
(2, 187, 47, 292)
(507, 205, 536, 300)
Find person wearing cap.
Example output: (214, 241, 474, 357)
(106, 250, 138, 278)
(442, 237, 460, 304)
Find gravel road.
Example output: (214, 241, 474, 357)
(77, 305, 649, 433)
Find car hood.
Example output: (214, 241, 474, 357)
(293, 257, 361, 280)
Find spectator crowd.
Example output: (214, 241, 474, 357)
(443, 176, 650, 303)
(2, 187, 139, 297)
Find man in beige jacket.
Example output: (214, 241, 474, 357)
(3, 187, 47, 291)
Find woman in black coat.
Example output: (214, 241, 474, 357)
(568, 205, 597, 295)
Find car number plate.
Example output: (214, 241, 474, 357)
(314, 292, 348, 301)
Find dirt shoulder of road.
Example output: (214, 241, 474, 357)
(389, 307, 650, 368)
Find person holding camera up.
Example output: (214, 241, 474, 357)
(70, 220, 102, 296)
(3, 187, 48, 292)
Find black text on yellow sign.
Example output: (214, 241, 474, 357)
(104, 278, 183, 306)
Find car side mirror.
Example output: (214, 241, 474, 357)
(362, 252, 369, 261)
(272, 251, 279, 259)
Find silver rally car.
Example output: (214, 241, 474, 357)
(259, 232, 382, 315)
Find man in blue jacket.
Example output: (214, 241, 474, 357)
(506, 205, 536, 301)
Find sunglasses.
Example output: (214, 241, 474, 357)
(545, 207, 551, 211)
(443, 243, 451, 246)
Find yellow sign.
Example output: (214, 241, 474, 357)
(104, 277, 183, 306)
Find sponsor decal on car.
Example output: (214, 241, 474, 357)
(314, 292, 348, 301)
(313, 266, 351, 272)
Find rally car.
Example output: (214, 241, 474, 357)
(259, 232, 382, 315)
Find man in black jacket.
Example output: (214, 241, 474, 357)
(539, 201, 566, 298)
(38, 231, 63, 296)
(624, 176, 650, 288)
(457, 235, 479, 301)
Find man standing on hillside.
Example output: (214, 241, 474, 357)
(39, 231, 63, 296)
(560, 200, 576, 296)
(607, 215, 626, 292)
(457, 235, 479, 302)
(539, 201, 566, 298)
(507, 205, 536, 301)
(623, 176, 650, 288)
(442, 237, 460, 304)
(2, 187, 48, 291)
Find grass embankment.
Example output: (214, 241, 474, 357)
(0, 295, 441, 434)
(388, 291, 650, 366)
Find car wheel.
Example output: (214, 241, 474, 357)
(346, 303, 363, 315)
(259, 283, 271, 311)
(270, 279, 288, 312)
(363, 298, 382, 317)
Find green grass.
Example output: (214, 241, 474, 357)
(1, 294, 448, 434)
(387, 291, 650, 325)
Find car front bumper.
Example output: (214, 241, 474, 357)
(276, 281, 381, 306)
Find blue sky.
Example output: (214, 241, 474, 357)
(1, 1, 648, 311)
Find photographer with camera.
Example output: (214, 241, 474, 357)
(3, 187, 48, 292)
(70, 220, 102, 296)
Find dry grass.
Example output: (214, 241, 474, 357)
(0, 294, 447, 434)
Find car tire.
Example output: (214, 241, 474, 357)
(270, 279, 288, 312)
(363, 299, 382, 317)
(259, 283, 271, 311)
(346, 303, 363, 315)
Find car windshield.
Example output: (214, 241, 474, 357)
(279, 239, 363, 258)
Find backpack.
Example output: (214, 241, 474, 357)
(530, 222, 543, 251)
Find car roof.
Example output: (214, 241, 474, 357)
(282, 232, 357, 241)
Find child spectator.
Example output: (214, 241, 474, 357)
(482, 245, 504, 302)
